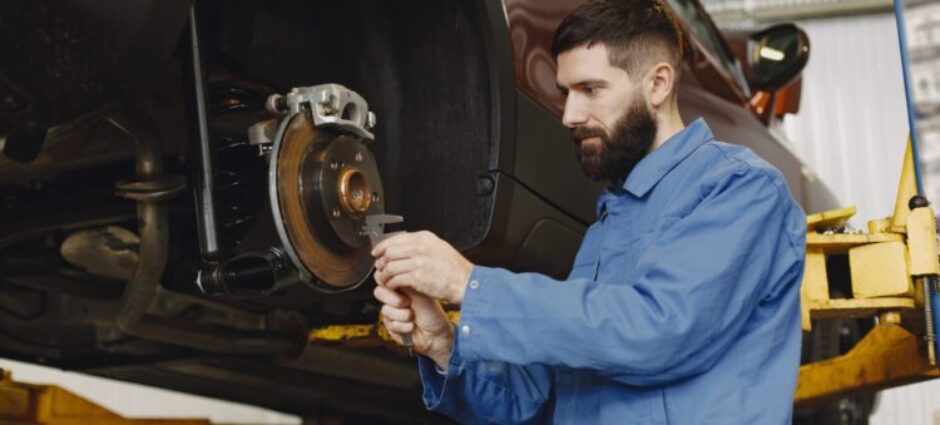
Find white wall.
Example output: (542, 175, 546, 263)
(782, 13, 909, 225)
(0, 358, 301, 424)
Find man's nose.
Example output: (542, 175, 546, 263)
(562, 97, 588, 128)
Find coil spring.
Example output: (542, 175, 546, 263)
(209, 84, 270, 251)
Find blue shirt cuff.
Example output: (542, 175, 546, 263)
(456, 265, 495, 362)
(417, 265, 499, 409)
(416, 326, 464, 410)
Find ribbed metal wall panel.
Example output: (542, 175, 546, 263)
(702, 0, 893, 25)
(781, 13, 908, 225)
(908, 1, 940, 208)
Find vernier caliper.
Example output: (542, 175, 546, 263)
(362, 214, 414, 348)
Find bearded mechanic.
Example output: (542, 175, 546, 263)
(372, 0, 807, 423)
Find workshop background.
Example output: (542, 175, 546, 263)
(703, 0, 940, 424)
(1, 0, 938, 424)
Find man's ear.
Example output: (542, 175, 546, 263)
(646, 62, 677, 108)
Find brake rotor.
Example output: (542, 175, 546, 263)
(269, 111, 384, 290)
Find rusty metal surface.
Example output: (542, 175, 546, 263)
(337, 166, 373, 215)
(274, 113, 382, 287)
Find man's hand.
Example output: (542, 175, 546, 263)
(372, 231, 473, 305)
(375, 284, 455, 370)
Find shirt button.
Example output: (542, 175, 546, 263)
(461, 325, 471, 335)
(468, 280, 479, 289)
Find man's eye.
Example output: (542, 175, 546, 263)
(585, 87, 599, 96)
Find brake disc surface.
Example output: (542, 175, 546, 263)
(269, 110, 384, 290)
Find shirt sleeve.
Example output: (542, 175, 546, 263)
(455, 168, 805, 387)
(416, 329, 554, 424)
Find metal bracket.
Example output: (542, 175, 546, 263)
(265, 84, 376, 140)
(247, 118, 279, 149)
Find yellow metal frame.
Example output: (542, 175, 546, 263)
(796, 319, 939, 405)
(795, 141, 940, 404)
(308, 311, 462, 347)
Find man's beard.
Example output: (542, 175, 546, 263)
(571, 97, 658, 184)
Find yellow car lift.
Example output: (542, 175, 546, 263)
(795, 141, 940, 406)
(0, 369, 211, 425)
(309, 141, 940, 408)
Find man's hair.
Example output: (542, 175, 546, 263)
(552, 0, 688, 81)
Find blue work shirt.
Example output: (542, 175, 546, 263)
(417, 118, 807, 424)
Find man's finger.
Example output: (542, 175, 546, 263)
(376, 244, 425, 269)
(373, 268, 388, 286)
(373, 285, 410, 308)
(381, 304, 414, 322)
(380, 318, 405, 345)
(379, 257, 420, 280)
(385, 272, 416, 292)
(384, 318, 415, 334)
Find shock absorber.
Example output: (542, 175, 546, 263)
(208, 84, 269, 251)
(195, 83, 293, 296)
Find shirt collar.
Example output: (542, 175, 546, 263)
(624, 118, 713, 198)
(594, 118, 713, 218)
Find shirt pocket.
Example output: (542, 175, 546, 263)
(631, 216, 681, 263)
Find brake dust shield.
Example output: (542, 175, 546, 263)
(269, 112, 384, 290)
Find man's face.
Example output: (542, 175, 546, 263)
(556, 43, 658, 183)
